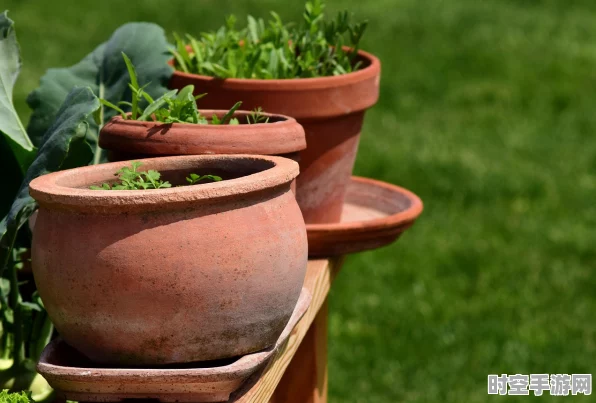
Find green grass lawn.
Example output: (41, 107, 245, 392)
(5, 0, 596, 401)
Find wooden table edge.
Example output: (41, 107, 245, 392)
(229, 257, 344, 402)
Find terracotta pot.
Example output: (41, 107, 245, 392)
(29, 155, 307, 366)
(169, 49, 381, 224)
(99, 110, 306, 157)
(37, 289, 311, 403)
(99, 111, 305, 194)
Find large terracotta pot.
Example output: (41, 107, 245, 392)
(29, 155, 307, 366)
(169, 50, 381, 224)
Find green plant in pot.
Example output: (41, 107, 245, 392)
(168, 0, 381, 224)
(98, 55, 307, 163)
(88, 161, 222, 190)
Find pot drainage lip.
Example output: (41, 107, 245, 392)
(306, 176, 424, 257)
(37, 287, 311, 402)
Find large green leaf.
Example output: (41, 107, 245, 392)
(0, 11, 36, 174)
(26, 22, 173, 164)
(0, 87, 99, 279)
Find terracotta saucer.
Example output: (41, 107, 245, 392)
(306, 176, 424, 257)
(37, 288, 312, 403)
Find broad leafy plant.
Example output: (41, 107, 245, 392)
(0, 86, 99, 403)
(27, 22, 173, 164)
(0, 12, 175, 399)
(90, 162, 222, 190)
(172, 0, 368, 79)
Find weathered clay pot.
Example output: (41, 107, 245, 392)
(169, 49, 381, 224)
(29, 155, 307, 366)
(100, 111, 305, 195)
(99, 110, 306, 160)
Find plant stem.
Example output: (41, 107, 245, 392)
(93, 82, 105, 166)
(8, 254, 24, 367)
(0, 331, 9, 360)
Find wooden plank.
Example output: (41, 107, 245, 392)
(269, 299, 328, 403)
(229, 257, 343, 403)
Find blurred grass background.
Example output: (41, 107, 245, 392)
(5, 0, 596, 401)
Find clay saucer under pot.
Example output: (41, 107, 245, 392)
(306, 176, 424, 257)
(37, 288, 312, 403)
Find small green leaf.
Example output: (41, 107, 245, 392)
(221, 101, 242, 125)
(175, 85, 195, 102)
(145, 170, 161, 181)
(99, 98, 126, 119)
(188, 35, 203, 66)
(121, 52, 141, 120)
(171, 50, 189, 73)
(121, 52, 139, 90)
(173, 32, 192, 69)
(139, 90, 177, 121)
(186, 173, 223, 185)
(141, 91, 155, 104)
(247, 16, 259, 43)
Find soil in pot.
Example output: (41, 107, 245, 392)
(29, 155, 307, 366)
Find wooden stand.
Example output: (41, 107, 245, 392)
(229, 258, 343, 402)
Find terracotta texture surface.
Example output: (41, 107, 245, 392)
(306, 176, 424, 257)
(29, 155, 307, 366)
(169, 49, 381, 224)
(99, 110, 306, 157)
(37, 288, 312, 403)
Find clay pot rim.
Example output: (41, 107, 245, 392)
(29, 155, 298, 212)
(306, 176, 424, 233)
(170, 49, 380, 91)
(101, 109, 307, 154)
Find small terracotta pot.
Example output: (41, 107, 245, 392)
(29, 155, 307, 366)
(169, 49, 381, 224)
(100, 111, 305, 194)
(99, 110, 306, 158)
